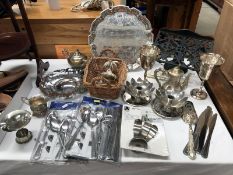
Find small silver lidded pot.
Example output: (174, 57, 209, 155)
(62, 48, 88, 69)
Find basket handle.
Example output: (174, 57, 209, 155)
(100, 49, 117, 58)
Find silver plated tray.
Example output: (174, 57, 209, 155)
(88, 5, 153, 71)
(39, 68, 86, 98)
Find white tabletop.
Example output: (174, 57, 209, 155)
(0, 59, 232, 165)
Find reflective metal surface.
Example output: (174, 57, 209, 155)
(151, 90, 187, 119)
(191, 53, 225, 100)
(182, 101, 198, 160)
(62, 49, 87, 69)
(89, 5, 153, 71)
(39, 68, 86, 98)
(155, 66, 191, 99)
(0, 110, 31, 132)
(129, 137, 148, 149)
(129, 116, 158, 149)
(140, 43, 160, 80)
(122, 78, 154, 106)
(15, 128, 33, 144)
(21, 96, 48, 117)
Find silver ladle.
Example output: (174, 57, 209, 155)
(87, 113, 99, 159)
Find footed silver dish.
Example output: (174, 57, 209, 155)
(151, 89, 188, 119)
(39, 68, 86, 98)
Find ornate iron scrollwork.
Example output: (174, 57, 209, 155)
(155, 29, 214, 72)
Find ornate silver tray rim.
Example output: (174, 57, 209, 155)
(88, 5, 153, 71)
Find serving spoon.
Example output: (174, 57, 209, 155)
(87, 113, 99, 159)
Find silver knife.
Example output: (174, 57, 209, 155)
(65, 122, 84, 150)
(183, 106, 211, 155)
(197, 107, 213, 153)
(201, 113, 217, 158)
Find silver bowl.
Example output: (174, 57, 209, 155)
(39, 68, 86, 98)
(0, 110, 31, 132)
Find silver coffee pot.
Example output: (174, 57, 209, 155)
(154, 66, 191, 99)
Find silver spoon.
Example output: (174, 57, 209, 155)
(87, 113, 99, 159)
(65, 106, 91, 150)
(55, 119, 70, 159)
(94, 106, 104, 120)
(98, 114, 113, 160)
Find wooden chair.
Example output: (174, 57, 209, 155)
(154, 28, 214, 72)
(0, 0, 49, 86)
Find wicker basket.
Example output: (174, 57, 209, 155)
(83, 57, 127, 99)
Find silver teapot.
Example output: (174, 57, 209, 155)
(62, 49, 87, 69)
(154, 66, 191, 99)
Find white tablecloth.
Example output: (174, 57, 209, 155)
(0, 59, 232, 175)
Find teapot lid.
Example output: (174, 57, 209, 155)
(71, 49, 87, 60)
(168, 66, 184, 77)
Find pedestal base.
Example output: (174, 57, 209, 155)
(190, 88, 207, 100)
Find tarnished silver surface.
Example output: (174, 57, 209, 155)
(15, 128, 33, 144)
(154, 66, 191, 99)
(88, 5, 153, 71)
(0, 110, 31, 132)
(182, 101, 198, 160)
(140, 43, 160, 80)
(151, 90, 188, 119)
(201, 113, 217, 158)
(21, 96, 48, 117)
(122, 78, 154, 106)
(62, 49, 88, 69)
(39, 68, 86, 98)
(191, 53, 225, 100)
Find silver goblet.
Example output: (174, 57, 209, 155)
(140, 43, 160, 81)
(190, 53, 225, 100)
